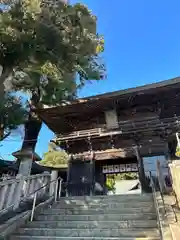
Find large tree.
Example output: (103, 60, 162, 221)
(0, 0, 105, 158)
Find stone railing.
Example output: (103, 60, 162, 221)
(0, 173, 51, 213)
(169, 160, 180, 207)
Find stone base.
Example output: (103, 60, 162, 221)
(16, 150, 33, 176)
(18, 159, 32, 176)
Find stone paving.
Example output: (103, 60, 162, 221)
(163, 194, 180, 240)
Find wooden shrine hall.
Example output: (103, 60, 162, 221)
(36, 77, 180, 195)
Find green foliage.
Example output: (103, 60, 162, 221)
(40, 150, 69, 169)
(106, 175, 116, 192)
(175, 145, 180, 157)
(105, 173, 138, 193)
(0, 0, 105, 148)
(0, 93, 27, 140)
(115, 173, 138, 180)
(106, 173, 138, 181)
(0, 1, 36, 71)
(0, 0, 105, 106)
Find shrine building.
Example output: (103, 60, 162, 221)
(36, 77, 180, 194)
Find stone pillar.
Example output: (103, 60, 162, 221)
(134, 146, 147, 193)
(49, 169, 58, 197)
(6, 182, 17, 208)
(18, 150, 33, 176)
(0, 183, 9, 210)
(13, 174, 24, 209)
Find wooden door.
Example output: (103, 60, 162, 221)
(67, 158, 95, 196)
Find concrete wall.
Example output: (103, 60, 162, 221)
(169, 160, 180, 206)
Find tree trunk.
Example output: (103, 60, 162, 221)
(18, 88, 42, 176)
(0, 66, 11, 98)
(17, 112, 42, 176)
(21, 88, 42, 152)
(21, 113, 42, 152)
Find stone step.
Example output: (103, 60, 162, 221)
(16, 227, 160, 238)
(11, 236, 160, 240)
(52, 201, 153, 209)
(59, 194, 153, 202)
(36, 213, 157, 221)
(27, 220, 157, 229)
(42, 206, 155, 215)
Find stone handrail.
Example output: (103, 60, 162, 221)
(0, 173, 51, 213)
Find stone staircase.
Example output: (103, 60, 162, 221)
(10, 193, 160, 240)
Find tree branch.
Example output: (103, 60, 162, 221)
(0, 131, 11, 141)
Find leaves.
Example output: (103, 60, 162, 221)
(40, 150, 69, 169)
(175, 146, 180, 157)
(0, 93, 27, 140)
(106, 176, 116, 192)
(0, 0, 105, 104)
(0, 2, 36, 68)
(0, 0, 106, 143)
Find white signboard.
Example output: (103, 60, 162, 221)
(126, 164, 131, 172)
(114, 165, 120, 173)
(120, 164, 126, 172)
(102, 165, 108, 173)
(102, 163, 138, 173)
(131, 163, 138, 172)
(108, 165, 114, 173)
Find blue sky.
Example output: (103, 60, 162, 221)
(1, 0, 180, 160)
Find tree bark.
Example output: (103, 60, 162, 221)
(21, 88, 42, 152)
(0, 67, 11, 97)
(21, 114, 42, 151)
(17, 112, 42, 176)
(18, 89, 42, 176)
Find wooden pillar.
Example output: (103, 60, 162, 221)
(87, 137, 93, 152)
(165, 141, 173, 190)
(134, 146, 147, 193)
